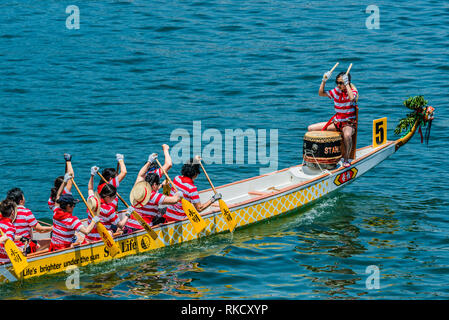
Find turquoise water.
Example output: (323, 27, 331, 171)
(0, 0, 448, 299)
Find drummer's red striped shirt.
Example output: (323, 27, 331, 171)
(50, 207, 83, 248)
(97, 177, 120, 211)
(85, 196, 119, 242)
(327, 87, 358, 123)
(164, 176, 200, 222)
(48, 186, 71, 212)
(126, 191, 166, 229)
(0, 217, 16, 264)
(13, 205, 38, 249)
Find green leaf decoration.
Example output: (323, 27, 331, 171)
(403, 95, 427, 111)
(395, 95, 428, 136)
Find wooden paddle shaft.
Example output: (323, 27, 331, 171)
(37, 220, 52, 226)
(198, 161, 217, 194)
(71, 178, 98, 217)
(97, 172, 130, 207)
(155, 159, 179, 193)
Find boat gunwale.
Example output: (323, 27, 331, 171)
(211, 141, 395, 211)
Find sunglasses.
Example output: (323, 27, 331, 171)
(336, 81, 345, 85)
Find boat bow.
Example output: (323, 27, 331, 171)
(394, 100, 435, 151)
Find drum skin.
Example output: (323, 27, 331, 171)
(303, 131, 342, 169)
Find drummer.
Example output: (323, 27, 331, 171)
(309, 70, 358, 167)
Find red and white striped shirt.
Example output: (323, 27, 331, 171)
(48, 187, 71, 212)
(146, 167, 163, 178)
(97, 177, 120, 211)
(126, 191, 166, 229)
(0, 218, 16, 264)
(85, 196, 119, 242)
(327, 87, 358, 123)
(50, 207, 83, 248)
(13, 205, 38, 249)
(164, 176, 200, 222)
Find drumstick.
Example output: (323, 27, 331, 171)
(346, 63, 352, 75)
(330, 62, 339, 73)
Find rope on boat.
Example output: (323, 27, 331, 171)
(303, 150, 336, 175)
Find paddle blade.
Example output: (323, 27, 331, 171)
(218, 199, 236, 232)
(96, 222, 121, 257)
(132, 211, 158, 240)
(4, 239, 28, 276)
(181, 199, 207, 234)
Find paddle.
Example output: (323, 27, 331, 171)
(154, 159, 207, 234)
(97, 172, 158, 241)
(0, 229, 28, 276)
(198, 161, 236, 232)
(71, 178, 121, 257)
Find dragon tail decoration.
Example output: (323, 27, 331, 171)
(394, 96, 435, 150)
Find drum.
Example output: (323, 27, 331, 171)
(303, 131, 342, 169)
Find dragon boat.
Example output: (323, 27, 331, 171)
(0, 97, 435, 284)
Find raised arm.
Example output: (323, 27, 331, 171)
(88, 166, 99, 197)
(343, 75, 355, 101)
(64, 154, 74, 192)
(55, 173, 73, 206)
(116, 154, 127, 183)
(161, 144, 172, 173)
(135, 153, 158, 184)
(319, 70, 332, 97)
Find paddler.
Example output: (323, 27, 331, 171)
(84, 166, 133, 243)
(49, 173, 100, 252)
(97, 153, 127, 211)
(139, 144, 172, 179)
(123, 172, 182, 234)
(137, 144, 173, 196)
(48, 153, 75, 212)
(163, 156, 222, 223)
(309, 69, 358, 167)
(0, 199, 18, 264)
(6, 187, 52, 254)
